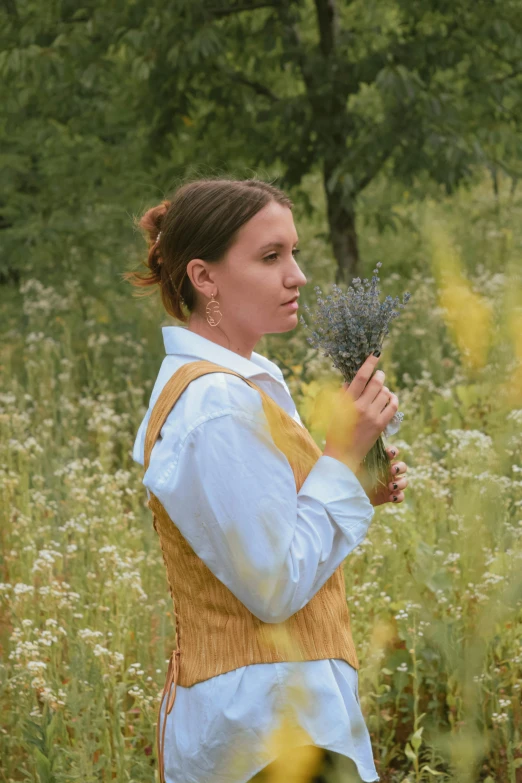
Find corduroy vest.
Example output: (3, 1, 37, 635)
(144, 360, 359, 783)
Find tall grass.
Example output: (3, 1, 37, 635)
(1, 176, 521, 782)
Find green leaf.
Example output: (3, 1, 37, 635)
(411, 726, 424, 752)
(405, 743, 417, 762)
(34, 748, 53, 783)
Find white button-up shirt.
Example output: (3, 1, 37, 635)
(133, 325, 380, 783)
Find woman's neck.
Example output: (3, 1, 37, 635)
(185, 312, 256, 360)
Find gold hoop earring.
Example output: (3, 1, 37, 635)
(206, 292, 223, 327)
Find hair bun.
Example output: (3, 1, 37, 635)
(138, 199, 171, 247)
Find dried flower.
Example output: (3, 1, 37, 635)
(300, 262, 411, 486)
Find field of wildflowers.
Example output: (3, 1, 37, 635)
(1, 178, 521, 782)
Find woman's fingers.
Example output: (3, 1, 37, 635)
(389, 458, 408, 502)
(346, 353, 382, 400)
(390, 460, 407, 476)
(388, 476, 408, 492)
(386, 455, 408, 502)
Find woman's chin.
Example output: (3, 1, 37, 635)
(272, 317, 299, 334)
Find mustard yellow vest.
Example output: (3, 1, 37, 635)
(144, 361, 359, 782)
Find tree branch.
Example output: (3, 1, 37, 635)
(208, 1, 281, 18)
(313, 0, 338, 57)
(221, 68, 279, 101)
(356, 108, 415, 192)
(357, 143, 397, 193)
(276, 9, 314, 95)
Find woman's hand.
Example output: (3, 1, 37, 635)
(323, 353, 399, 473)
(357, 445, 409, 507)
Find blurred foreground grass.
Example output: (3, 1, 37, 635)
(1, 178, 521, 782)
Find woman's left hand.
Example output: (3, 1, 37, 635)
(359, 445, 409, 507)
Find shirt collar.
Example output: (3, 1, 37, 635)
(162, 326, 286, 386)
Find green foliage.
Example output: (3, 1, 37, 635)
(23, 710, 60, 783)
(2, 0, 521, 283)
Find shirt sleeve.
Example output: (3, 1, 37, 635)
(144, 407, 375, 625)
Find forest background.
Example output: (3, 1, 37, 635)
(1, 1, 521, 782)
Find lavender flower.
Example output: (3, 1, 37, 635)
(300, 262, 411, 487)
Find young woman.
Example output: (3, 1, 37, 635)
(126, 178, 408, 783)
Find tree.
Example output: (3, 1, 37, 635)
(116, 0, 522, 279)
(2, 0, 521, 283)
(0, 1, 146, 286)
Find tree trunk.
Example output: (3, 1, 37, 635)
(323, 175, 360, 283)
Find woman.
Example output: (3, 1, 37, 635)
(126, 178, 408, 783)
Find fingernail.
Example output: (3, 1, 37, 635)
(395, 465, 400, 474)
(392, 496, 398, 502)
(390, 449, 396, 456)
(373, 350, 381, 357)
(393, 483, 398, 490)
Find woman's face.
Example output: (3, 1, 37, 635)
(188, 200, 308, 347)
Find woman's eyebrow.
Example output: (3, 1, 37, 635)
(258, 239, 299, 252)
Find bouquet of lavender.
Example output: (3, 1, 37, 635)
(300, 262, 411, 489)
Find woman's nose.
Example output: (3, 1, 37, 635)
(294, 266, 307, 286)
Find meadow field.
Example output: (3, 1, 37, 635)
(1, 174, 521, 782)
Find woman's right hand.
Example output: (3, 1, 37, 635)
(323, 353, 398, 472)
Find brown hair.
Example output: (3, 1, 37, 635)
(123, 177, 293, 322)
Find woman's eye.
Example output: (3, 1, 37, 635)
(263, 249, 300, 263)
